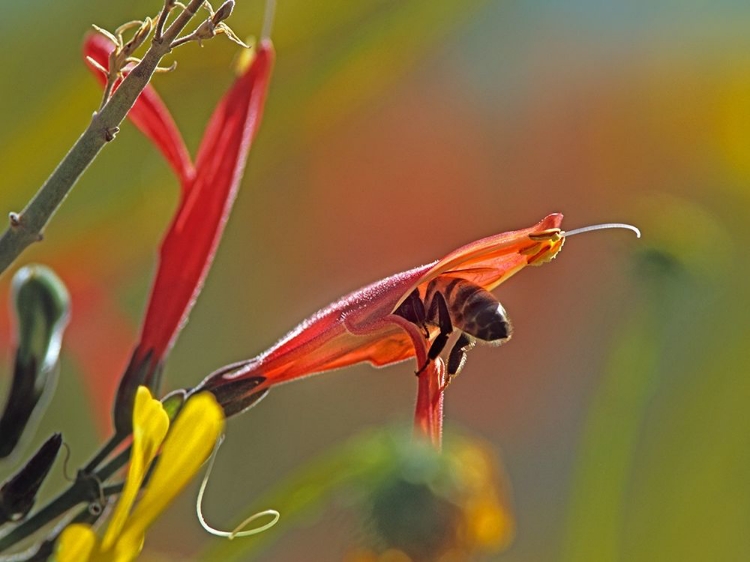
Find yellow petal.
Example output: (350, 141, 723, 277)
(56, 523, 96, 562)
(118, 392, 224, 546)
(108, 533, 145, 562)
(102, 386, 169, 551)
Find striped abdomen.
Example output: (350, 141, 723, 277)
(424, 276, 511, 342)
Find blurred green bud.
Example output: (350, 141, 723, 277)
(0, 433, 62, 524)
(355, 433, 515, 561)
(202, 429, 514, 562)
(0, 265, 70, 458)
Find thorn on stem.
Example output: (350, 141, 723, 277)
(154, 60, 178, 74)
(104, 127, 120, 142)
(9, 212, 21, 228)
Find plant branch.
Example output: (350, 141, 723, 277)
(0, 0, 206, 277)
(0, 480, 95, 554)
(0, 444, 131, 553)
(82, 433, 124, 474)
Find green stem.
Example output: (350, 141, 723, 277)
(0, 445, 131, 553)
(97, 446, 131, 482)
(82, 433, 123, 474)
(0, 481, 92, 553)
(0, 0, 206, 277)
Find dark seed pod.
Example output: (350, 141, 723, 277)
(0, 433, 62, 525)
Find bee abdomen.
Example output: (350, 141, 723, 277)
(452, 284, 511, 342)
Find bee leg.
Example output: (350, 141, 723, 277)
(445, 333, 476, 383)
(393, 289, 429, 338)
(416, 292, 452, 375)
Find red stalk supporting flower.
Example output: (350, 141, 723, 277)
(84, 34, 275, 433)
(414, 359, 447, 448)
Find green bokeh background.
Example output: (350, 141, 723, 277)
(2, 0, 750, 560)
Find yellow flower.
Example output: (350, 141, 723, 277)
(56, 387, 224, 562)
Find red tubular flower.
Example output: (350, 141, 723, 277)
(84, 34, 275, 433)
(134, 41, 274, 365)
(196, 214, 566, 446)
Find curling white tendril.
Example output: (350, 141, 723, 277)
(196, 436, 280, 540)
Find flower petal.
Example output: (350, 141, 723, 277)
(83, 33, 194, 185)
(136, 40, 275, 366)
(56, 523, 96, 562)
(396, 213, 565, 309)
(112, 41, 274, 434)
(117, 392, 224, 551)
(102, 387, 169, 551)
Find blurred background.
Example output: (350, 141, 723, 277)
(2, 0, 750, 560)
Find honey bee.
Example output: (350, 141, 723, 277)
(394, 275, 512, 378)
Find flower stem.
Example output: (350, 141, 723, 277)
(0, 480, 93, 554)
(0, 0, 207, 277)
(82, 433, 123, 474)
(0, 444, 131, 553)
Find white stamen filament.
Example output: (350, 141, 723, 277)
(564, 223, 641, 239)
